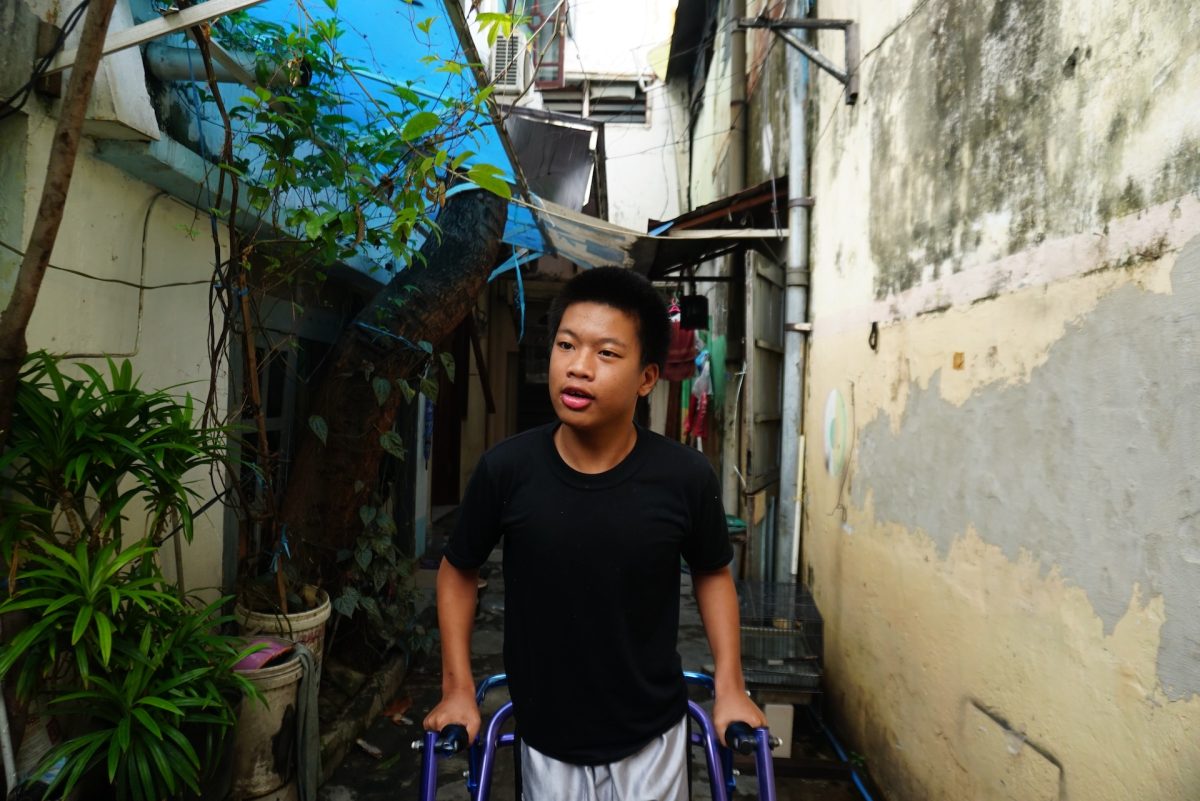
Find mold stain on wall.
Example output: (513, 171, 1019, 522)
(862, 0, 1200, 300)
(849, 234, 1200, 698)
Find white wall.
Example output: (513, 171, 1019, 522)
(2, 1, 230, 597)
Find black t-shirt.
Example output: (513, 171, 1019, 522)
(445, 422, 732, 765)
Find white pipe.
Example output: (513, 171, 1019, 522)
(775, 0, 811, 582)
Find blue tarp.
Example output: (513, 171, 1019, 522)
(248, 0, 547, 262)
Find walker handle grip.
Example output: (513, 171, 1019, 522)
(434, 724, 469, 755)
(724, 722, 757, 755)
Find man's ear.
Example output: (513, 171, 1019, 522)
(638, 363, 660, 397)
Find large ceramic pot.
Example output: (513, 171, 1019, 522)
(230, 639, 304, 800)
(235, 588, 331, 673)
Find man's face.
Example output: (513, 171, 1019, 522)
(549, 302, 659, 433)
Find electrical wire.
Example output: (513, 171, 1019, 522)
(0, 234, 212, 291)
(0, 1, 91, 122)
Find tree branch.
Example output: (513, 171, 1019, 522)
(0, 0, 119, 448)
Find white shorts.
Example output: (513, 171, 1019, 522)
(519, 716, 689, 801)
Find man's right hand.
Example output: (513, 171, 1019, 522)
(423, 687, 481, 743)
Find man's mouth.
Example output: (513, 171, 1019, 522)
(560, 387, 594, 411)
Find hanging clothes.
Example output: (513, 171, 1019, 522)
(664, 320, 697, 382)
(685, 350, 712, 442)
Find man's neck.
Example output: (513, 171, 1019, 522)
(554, 421, 638, 475)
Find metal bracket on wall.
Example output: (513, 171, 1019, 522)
(736, 17, 859, 105)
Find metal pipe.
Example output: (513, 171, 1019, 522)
(775, 0, 811, 582)
(687, 700, 731, 801)
(474, 701, 514, 801)
(807, 706, 878, 801)
(729, 0, 748, 196)
(418, 731, 439, 801)
(722, 0, 750, 520)
(143, 43, 296, 87)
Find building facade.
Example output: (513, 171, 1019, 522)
(672, 0, 1200, 798)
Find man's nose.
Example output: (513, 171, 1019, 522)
(567, 350, 594, 378)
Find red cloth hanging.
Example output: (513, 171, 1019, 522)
(663, 321, 696, 381)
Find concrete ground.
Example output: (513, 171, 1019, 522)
(318, 553, 871, 801)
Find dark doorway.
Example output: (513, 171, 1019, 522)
(430, 322, 472, 505)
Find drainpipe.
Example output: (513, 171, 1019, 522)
(143, 43, 305, 88)
(775, 0, 810, 582)
(728, 0, 747, 194)
(721, 0, 749, 517)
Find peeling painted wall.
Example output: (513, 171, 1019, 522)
(802, 0, 1200, 799)
(0, 1, 230, 596)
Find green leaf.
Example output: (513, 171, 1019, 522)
(359, 505, 376, 527)
(355, 547, 373, 570)
(401, 111, 440, 142)
(379, 431, 406, 461)
(439, 352, 456, 382)
(309, 414, 328, 445)
(418, 340, 433, 354)
(450, 150, 475, 171)
(372, 376, 392, 406)
(396, 380, 417, 403)
(131, 708, 162, 740)
(304, 214, 326, 240)
(71, 605, 94, 645)
(114, 714, 131, 753)
(95, 613, 114, 666)
(419, 377, 439, 404)
(467, 164, 512, 198)
(333, 587, 360, 617)
(417, 16, 435, 33)
(138, 697, 184, 717)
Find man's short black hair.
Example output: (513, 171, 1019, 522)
(547, 267, 670, 369)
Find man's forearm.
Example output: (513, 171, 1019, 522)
(693, 567, 748, 694)
(437, 557, 480, 694)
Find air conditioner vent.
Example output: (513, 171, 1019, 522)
(489, 33, 527, 93)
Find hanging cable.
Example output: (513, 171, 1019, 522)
(0, 1, 92, 122)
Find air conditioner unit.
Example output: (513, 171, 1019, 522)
(489, 33, 528, 94)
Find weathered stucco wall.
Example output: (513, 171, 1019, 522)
(803, 0, 1200, 799)
(604, 82, 688, 230)
(1, 17, 230, 596)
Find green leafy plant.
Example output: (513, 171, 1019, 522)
(0, 352, 255, 801)
(0, 352, 224, 564)
(332, 500, 426, 655)
(0, 541, 173, 700)
(14, 586, 260, 801)
(216, 10, 511, 286)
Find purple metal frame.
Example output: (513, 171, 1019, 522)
(417, 673, 776, 801)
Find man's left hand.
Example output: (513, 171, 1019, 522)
(712, 690, 768, 747)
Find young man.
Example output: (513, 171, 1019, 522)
(424, 267, 765, 799)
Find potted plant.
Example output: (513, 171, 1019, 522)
(0, 353, 259, 801)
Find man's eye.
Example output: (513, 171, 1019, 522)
(556, 341, 572, 350)
(600, 350, 617, 358)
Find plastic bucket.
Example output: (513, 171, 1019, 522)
(235, 588, 331, 670)
(230, 639, 304, 800)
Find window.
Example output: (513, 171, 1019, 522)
(542, 81, 648, 125)
(510, 0, 566, 89)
